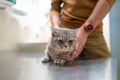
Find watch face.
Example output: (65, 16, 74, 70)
(87, 25, 93, 31)
(82, 22, 94, 32)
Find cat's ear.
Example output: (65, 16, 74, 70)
(50, 26, 58, 37)
(52, 31, 58, 37)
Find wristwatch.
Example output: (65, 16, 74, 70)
(82, 22, 94, 32)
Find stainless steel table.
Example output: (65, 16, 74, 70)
(0, 51, 117, 80)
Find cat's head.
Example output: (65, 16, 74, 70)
(50, 28, 77, 53)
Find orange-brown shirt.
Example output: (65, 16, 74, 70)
(51, 0, 115, 32)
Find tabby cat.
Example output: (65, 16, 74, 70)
(41, 28, 77, 66)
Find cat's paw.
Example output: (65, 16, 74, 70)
(53, 59, 67, 66)
(41, 57, 50, 63)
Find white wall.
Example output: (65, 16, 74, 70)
(0, 10, 23, 51)
(0, 0, 51, 51)
(103, 14, 110, 50)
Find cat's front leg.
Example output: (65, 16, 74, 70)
(41, 55, 51, 63)
(41, 46, 51, 63)
(53, 59, 67, 66)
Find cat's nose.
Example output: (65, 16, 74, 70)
(64, 45, 67, 48)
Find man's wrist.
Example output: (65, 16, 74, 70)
(81, 26, 90, 36)
(77, 26, 90, 38)
(82, 22, 94, 33)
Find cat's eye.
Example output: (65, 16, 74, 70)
(58, 40, 64, 44)
(69, 40, 73, 43)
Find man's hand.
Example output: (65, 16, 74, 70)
(70, 27, 90, 60)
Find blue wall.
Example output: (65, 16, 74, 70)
(110, 0, 120, 79)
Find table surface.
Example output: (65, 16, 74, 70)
(0, 51, 117, 80)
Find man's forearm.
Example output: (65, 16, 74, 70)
(86, 0, 111, 29)
(50, 15, 60, 27)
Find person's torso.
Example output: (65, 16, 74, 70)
(60, 0, 103, 32)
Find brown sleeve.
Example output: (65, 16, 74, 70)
(50, 0, 62, 16)
(106, 0, 116, 7)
